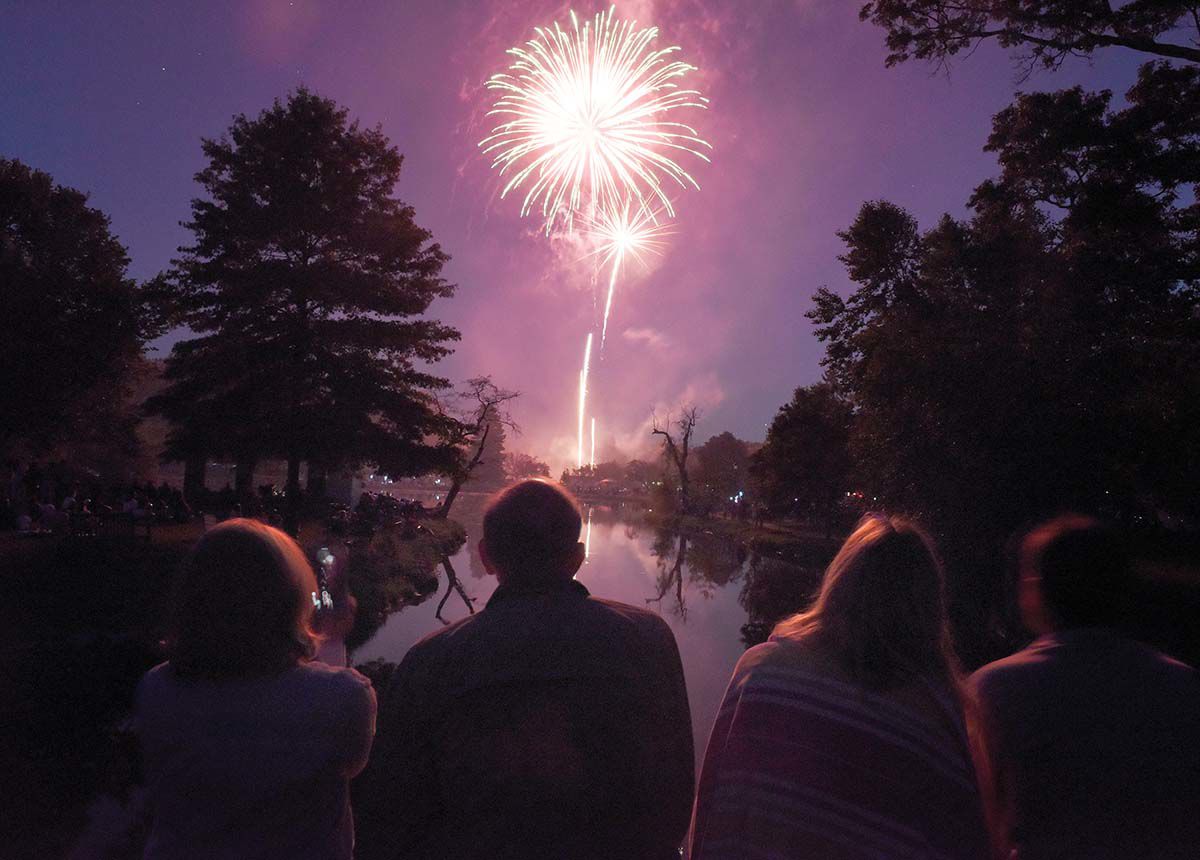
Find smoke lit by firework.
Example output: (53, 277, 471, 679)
(479, 7, 710, 467)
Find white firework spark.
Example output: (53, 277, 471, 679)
(582, 198, 672, 347)
(480, 6, 710, 233)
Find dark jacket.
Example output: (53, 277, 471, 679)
(971, 628, 1200, 860)
(354, 578, 694, 860)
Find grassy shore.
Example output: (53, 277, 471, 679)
(641, 509, 844, 560)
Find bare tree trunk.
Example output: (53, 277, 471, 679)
(652, 408, 698, 515)
(234, 455, 257, 502)
(307, 464, 327, 501)
(435, 555, 476, 624)
(436, 424, 490, 519)
(283, 455, 302, 536)
(647, 529, 689, 620)
(183, 452, 207, 507)
(435, 478, 464, 519)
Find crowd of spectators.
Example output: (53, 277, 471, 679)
(91, 479, 1199, 859)
(2, 460, 194, 535)
(0, 460, 433, 539)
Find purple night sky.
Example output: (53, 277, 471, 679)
(0, 1, 1145, 470)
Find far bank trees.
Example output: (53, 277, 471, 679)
(750, 384, 851, 531)
(504, 452, 550, 482)
(692, 432, 751, 514)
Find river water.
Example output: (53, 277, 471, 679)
(350, 493, 829, 765)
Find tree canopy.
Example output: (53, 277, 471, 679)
(504, 451, 550, 482)
(750, 384, 852, 526)
(807, 63, 1200, 658)
(861, 0, 1200, 71)
(0, 158, 155, 467)
(149, 89, 459, 515)
(692, 431, 751, 511)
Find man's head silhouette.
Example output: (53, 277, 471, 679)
(479, 479, 585, 586)
(1019, 514, 1131, 633)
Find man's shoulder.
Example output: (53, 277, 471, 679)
(135, 660, 174, 704)
(400, 612, 483, 664)
(970, 641, 1053, 697)
(294, 660, 376, 699)
(399, 589, 679, 664)
(583, 595, 679, 643)
(971, 631, 1199, 699)
(586, 594, 671, 625)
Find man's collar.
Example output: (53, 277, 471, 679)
(486, 577, 590, 609)
(1035, 626, 1132, 649)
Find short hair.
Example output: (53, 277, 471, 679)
(482, 479, 582, 582)
(1022, 515, 1130, 630)
(169, 518, 318, 679)
(773, 513, 957, 688)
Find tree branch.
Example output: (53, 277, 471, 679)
(435, 555, 475, 624)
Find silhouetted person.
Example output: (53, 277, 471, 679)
(135, 519, 376, 859)
(355, 479, 694, 860)
(971, 515, 1200, 859)
(689, 514, 992, 859)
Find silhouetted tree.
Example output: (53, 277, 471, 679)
(692, 432, 750, 513)
(150, 90, 459, 532)
(835, 3, 1200, 665)
(750, 383, 852, 531)
(0, 159, 158, 467)
(861, 0, 1200, 72)
(504, 451, 550, 481)
(810, 66, 1200, 662)
(624, 459, 656, 491)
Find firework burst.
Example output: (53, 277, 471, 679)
(479, 8, 710, 470)
(480, 6, 710, 233)
(581, 198, 672, 347)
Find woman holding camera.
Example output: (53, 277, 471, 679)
(135, 518, 376, 859)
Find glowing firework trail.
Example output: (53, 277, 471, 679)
(480, 9, 710, 465)
(577, 332, 593, 468)
(590, 417, 596, 467)
(480, 7, 710, 233)
(583, 199, 671, 347)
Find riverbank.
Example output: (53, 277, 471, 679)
(641, 509, 844, 560)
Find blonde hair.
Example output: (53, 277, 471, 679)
(777, 515, 1004, 851)
(773, 514, 959, 688)
(169, 518, 319, 679)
